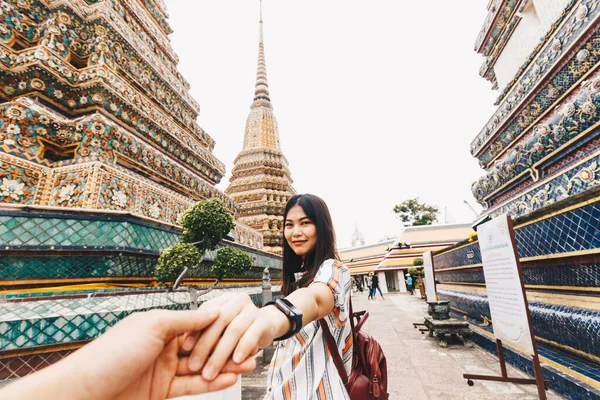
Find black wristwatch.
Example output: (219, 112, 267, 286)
(264, 298, 303, 341)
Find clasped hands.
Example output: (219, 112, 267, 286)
(1, 292, 286, 400)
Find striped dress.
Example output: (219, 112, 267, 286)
(265, 259, 352, 399)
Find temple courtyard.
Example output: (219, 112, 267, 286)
(242, 293, 565, 399)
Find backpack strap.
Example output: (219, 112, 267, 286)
(320, 318, 349, 384)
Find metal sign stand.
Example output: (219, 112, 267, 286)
(463, 217, 549, 399)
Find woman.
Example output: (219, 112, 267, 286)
(367, 271, 374, 299)
(182, 194, 352, 399)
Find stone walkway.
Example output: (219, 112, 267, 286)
(242, 292, 564, 399)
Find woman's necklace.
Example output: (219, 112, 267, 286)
(294, 263, 304, 284)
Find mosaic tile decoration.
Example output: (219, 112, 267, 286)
(436, 262, 600, 288)
(514, 201, 600, 257)
(465, 319, 600, 400)
(0, 290, 282, 383)
(0, 286, 265, 352)
(0, 255, 158, 282)
(0, 255, 281, 283)
(0, 213, 180, 253)
(435, 242, 481, 269)
(472, 0, 600, 159)
(438, 289, 600, 360)
(436, 195, 600, 269)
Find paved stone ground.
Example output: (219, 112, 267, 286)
(242, 292, 564, 399)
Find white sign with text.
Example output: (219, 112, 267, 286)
(423, 251, 437, 302)
(478, 215, 535, 356)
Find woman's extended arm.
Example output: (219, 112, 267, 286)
(183, 282, 335, 381)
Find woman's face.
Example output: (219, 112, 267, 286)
(284, 204, 317, 258)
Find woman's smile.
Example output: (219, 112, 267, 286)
(284, 205, 317, 257)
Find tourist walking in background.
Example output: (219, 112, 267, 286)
(371, 272, 384, 300)
(355, 276, 364, 293)
(181, 193, 353, 399)
(406, 274, 414, 295)
(367, 271, 374, 299)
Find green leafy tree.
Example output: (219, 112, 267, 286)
(155, 242, 202, 285)
(392, 198, 439, 226)
(412, 258, 424, 266)
(212, 246, 253, 280)
(155, 198, 235, 286)
(180, 198, 235, 252)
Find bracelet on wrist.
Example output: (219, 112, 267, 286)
(263, 298, 303, 341)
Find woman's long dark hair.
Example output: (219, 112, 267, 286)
(281, 194, 339, 296)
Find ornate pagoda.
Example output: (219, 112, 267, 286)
(433, 1, 600, 397)
(226, 4, 295, 255)
(0, 0, 275, 384)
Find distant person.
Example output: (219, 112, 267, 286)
(407, 274, 414, 295)
(371, 273, 384, 300)
(355, 276, 364, 293)
(367, 271, 374, 299)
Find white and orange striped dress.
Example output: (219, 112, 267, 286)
(265, 259, 353, 400)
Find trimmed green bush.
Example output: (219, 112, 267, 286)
(412, 258, 424, 266)
(212, 246, 253, 280)
(180, 198, 235, 253)
(155, 242, 202, 285)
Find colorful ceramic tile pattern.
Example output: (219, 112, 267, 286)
(435, 2, 600, 398)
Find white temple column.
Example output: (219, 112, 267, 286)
(377, 272, 388, 294)
(397, 270, 407, 293)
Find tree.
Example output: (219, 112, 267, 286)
(412, 258, 424, 266)
(392, 198, 439, 226)
(180, 198, 235, 252)
(154, 198, 253, 308)
(212, 246, 253, 280)
(155, 242, 202, 285)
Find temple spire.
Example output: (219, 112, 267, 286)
(252, 0, 271, 109)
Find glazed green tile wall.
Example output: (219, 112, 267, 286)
(0, 256, 280, 281)
(0, 255, 157, 281)
(0, 287, 266, 351)
(0, 306, 187, 351)
(0, 215, 180, 253)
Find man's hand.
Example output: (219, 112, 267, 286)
(0, 307, 256, 400)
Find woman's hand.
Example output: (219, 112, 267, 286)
(0, 308, 257, 400)
(183, 293, 289, 381)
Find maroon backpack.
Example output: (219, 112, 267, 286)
(321, 298, 389, 399)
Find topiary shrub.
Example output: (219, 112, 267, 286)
(212, 246, 253, 280)
(180, 198, 235, 253)
(155, 242, 202, 285)
(412, 258, 424, 266)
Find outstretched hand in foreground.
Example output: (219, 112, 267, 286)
(0, 306, 256, 400)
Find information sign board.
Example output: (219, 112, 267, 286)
(478, 214, 534, 356)
(423, 251, 437, 302)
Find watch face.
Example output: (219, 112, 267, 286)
(278, 298, 299, 316)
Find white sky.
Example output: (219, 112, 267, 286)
(164, 1, 499, 248)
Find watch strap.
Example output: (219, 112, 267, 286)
(264, 299, 303, 341)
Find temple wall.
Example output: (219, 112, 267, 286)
(464, 2, 600, 396)
(495, 0, 571, 90)
(433, 190, 600, 397)
(0, 0, 271, 387)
